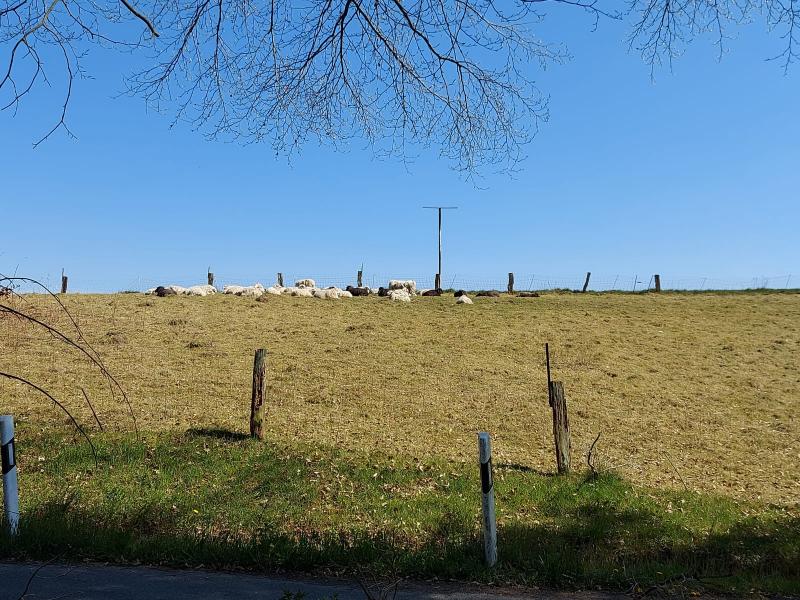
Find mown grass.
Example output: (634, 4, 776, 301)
(1, 429, 798, 595)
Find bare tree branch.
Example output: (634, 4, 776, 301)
(1, 0, 798, 171)
(0, 372, 99, 467)
(0, 275, 139, 436)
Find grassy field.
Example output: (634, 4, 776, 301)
(3, 291, 798, 503)
(1, 291, 799, 592)
(2, 430, 798, 595)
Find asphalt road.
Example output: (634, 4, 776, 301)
(0, 562, 625, 600)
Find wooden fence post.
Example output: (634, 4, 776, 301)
(507, 273, 514, 294)
(434, 273, 441, 290)
(549, 381, 571, 474)
(654, 274, 661, 292)
(277, 273, 284, 287)
(357, 270, 363, 287)
(250, 349, 267, 440)
(207, 270, 215, 287)
(582, 272, 591, 293)
(60, 274, 68, 294)
(478, 432, 497, 567)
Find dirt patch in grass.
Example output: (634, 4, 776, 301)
(2, 292, 799, 505)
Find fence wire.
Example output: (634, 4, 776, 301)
(4, 272, 796, 294)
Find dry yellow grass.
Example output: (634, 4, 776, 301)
(2, 291, 798, 505)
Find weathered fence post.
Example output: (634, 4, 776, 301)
(357, 270, 363, 287)
(549, 382, 571, 474)
(1, 415, 19, 535)
(60, 271, 68, 294)
(582, 272, 591, 293)
(478, 432, 497, 567)
(250, 349, 267, 440)
(654, 274, 661, 292)
(507, 273, 514, 294)
(277, 273, 284, 287)
(546, 344, 571, 474)
(434, 273, 441, 290)
(207, 269, 215, 287)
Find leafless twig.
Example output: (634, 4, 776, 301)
(0, 372, 98, 466)
(586, 431, 601, 476)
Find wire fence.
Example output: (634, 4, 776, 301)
(4, 271, 796, 294)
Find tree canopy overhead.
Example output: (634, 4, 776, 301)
(1, 0, 797, 170)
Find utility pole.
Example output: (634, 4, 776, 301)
(423, 206, 457, 285)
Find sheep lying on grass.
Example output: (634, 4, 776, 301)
(313, 288, 336, 299)
(295, 278, 316, 288)
(346, 286, 370, 296)
(150, 286, 177, 297)
(456, 295, 473, 304)
(389, 280, 417, 295)
(146, 284, 216, 297)
(185, 284, 216, 296)
(223, 284, 265, 297)
(388, 289, 412, 302)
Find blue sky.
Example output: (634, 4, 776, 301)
(2, 13, 798, 292)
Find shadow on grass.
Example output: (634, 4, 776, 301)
(3, 498, 798, 594)
(186, 427, 250, 441)
(495, 463, 555, 477)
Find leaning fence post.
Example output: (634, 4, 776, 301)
(546, 344, 571, 474)
(277, 273, 284, 287)
(207, 269, 215, 287)
(357, 270, 363, 287)
(654, 274, 661, 292)
(434, 273, 441, 290)
(1, 415, 19, 535)
(250, 349, 267, 440)
(478, 432, 497, 567)
(507, 273, 514, 294)
(60, 270, 68, 294)
(582, 272, 591, 293)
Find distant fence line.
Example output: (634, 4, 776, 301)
(10, 271, 795, 294)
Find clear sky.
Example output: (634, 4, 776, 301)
(2, 13, 798, 292)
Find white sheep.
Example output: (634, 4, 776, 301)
(456, 295, 473, 304)
(292, 288, 314, 298)
(339, 290, 353, 298)
(265, 286, 284, 295)
(223, 283, 265, 297)
(295, 278, 316, 288)
(185, 284, 217, 296)
(388, 288, 411, 302)
(389, 280, 417, 295)
(314, 288, 343, 299)
(239, 284, 265, 297)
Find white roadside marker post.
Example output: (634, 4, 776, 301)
(478, 431, 497, 567)
(1, 415, 20, 535)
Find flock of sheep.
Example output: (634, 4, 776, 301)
(144, 279, 479, 303)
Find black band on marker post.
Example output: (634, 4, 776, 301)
(1, 438, 15, 475)
(480, 458, 493, 494)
